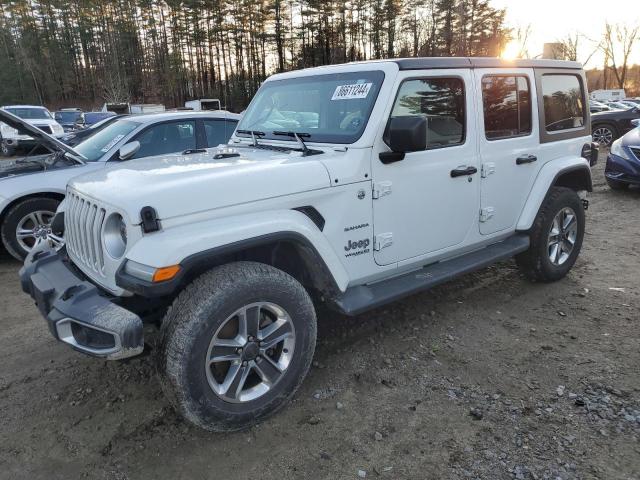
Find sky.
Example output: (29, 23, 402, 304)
(491, 0, 640, 67)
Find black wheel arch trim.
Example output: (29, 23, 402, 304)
(115, 231, 341, 299)
(551, 164, 593, 192)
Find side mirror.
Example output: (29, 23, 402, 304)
(118, 141, 140, 160)
(631, 119, 640, 128)
(380, 116, 428, 164)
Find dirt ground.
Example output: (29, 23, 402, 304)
(0, 151, 638, 480)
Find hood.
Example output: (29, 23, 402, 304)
(0, 153, 79, 180)
(0, 109, 86, 162)
(621, 125, 640, 145)
(69, 146, 333, 222)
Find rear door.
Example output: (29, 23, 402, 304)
(475, 68, 540, 235)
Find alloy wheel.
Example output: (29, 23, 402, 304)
(205, 302, 296, 403)
(592, 127, 613, 146)
(547, 207, 578, 266)
(15, 210, 55, 253)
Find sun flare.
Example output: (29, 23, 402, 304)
(500, 40, 521, 60)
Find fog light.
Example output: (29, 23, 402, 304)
(71, 322, 116, 349)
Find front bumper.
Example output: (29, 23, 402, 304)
(605, 153, 640, 185)
(19, 244, 144, 360)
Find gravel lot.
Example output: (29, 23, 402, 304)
(1, 151, 639, 480)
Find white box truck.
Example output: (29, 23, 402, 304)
(184, 99, 221, 111)
(590, 89, 626, 102)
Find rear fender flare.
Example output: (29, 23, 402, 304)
(517, 157, 591, 231)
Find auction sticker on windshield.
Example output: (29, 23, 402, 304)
(331, 83, 373, 100)
(101, 134, 125, 152)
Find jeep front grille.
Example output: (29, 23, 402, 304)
(65, 191, 107, 277)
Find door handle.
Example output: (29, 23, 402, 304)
(516, 154, 537, 165)
(450, 166, 478, 178)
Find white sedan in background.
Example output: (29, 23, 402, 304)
(0, 109, 240, 260)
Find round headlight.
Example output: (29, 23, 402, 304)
(103, 213, 127, 259)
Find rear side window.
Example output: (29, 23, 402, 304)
(389, 77, 465, 149)
(541, 74, 585, 132)
(482, 75, 531, 140)
(204, 119, 238, 147)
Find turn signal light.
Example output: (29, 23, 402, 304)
(152, 265, 181, 283)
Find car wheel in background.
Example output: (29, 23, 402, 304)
(591, 124, 617, 146)
(1, 141, 15, 157)
(1, 197, 60, 261)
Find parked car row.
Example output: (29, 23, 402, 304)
(591, 101, 640, 146)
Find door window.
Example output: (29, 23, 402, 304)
(133, 120, 196, 158)
(482, 75, 531, 140)
(388, 77, 465, 149)
(204, 119, 238, 147)
(541, 74, 585, 132)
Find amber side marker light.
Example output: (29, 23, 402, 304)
(152, 265, 181, 283)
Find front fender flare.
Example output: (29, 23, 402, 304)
(118, 210, 349, 296)
(517, 157, 591, 231)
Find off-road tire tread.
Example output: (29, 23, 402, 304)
(157, 261, 317, 432)
(516, 187, 584, 283)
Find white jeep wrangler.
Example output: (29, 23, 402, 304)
(20, 58, 597, 431)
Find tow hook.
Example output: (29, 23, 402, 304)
(582, 199, 589, 210)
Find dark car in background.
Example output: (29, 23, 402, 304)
(54, 109, 84, 132)
(60, 114, 126, 146)
(83, 111, 116, 127)
(605, 119, 640, 190)
(591, 104, 640, 146)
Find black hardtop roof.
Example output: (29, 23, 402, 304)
(393, 57, 583, 71)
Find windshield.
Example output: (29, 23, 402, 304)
(5, 107, 51, 120)
(55, 111, 82, 123)
(73, 119, 139, 161)
(236, 70, 385, 144)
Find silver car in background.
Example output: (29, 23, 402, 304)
(0, 110, 241, 260)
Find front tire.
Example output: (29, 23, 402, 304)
(1, 197, 59, 261)
(516, 187, 585, 282)
(158, 261, 317, 432)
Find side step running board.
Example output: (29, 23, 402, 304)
(334, 234, 530, 316)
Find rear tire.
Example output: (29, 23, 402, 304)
(516, 187, 585, 282)
(606, 177, 628, 191)
(158, 261, 317, 432)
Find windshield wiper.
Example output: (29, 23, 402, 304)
(272, 131, 314, 156)
(236, 129, 265, 146)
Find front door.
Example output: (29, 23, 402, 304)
(475, 68, 540, 235)
(372, 70, 479, 266)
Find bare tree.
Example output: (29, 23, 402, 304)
(600, 22, 639, 90)
(514, 24, 532, 58)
